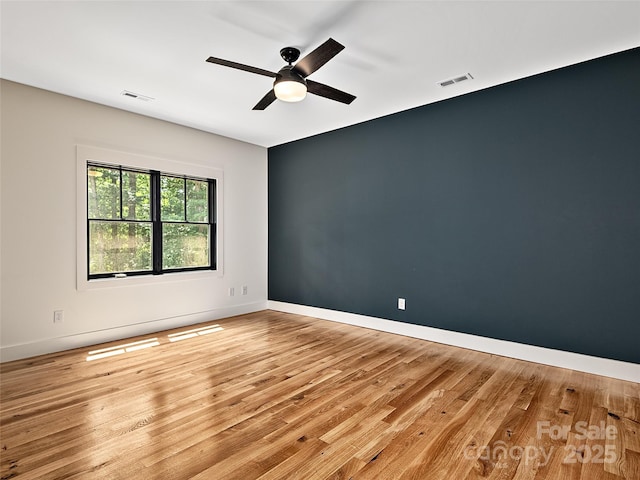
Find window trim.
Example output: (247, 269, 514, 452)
(77, 145, 224, 290)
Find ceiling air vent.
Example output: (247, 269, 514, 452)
(438, 73, 473, 88)
(120, 90, 154, 102)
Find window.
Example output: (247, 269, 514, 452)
(85, 159, 217, 280)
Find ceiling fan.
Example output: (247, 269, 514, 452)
(206, 38, 356, 110)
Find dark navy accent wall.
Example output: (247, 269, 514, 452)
(268, 47, 640, 364)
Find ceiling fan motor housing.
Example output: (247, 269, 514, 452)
(275, 65, 306, 85)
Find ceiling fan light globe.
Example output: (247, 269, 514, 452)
(274, 80, 307, 102)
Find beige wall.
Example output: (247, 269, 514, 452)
(0, 80, 268, 360)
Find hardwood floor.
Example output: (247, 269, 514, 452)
(1, 310, 638, 479)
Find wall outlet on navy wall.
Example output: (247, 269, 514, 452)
(398, 298, 406, 310)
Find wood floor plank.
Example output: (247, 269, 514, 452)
(1, 310, 638, 480)
(620, 449, 640, 480)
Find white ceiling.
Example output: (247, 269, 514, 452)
(1, 1, 639, 147)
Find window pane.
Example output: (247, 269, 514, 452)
(88, 166, 120, 219)
(122, 171, 151, 220)
(186, 179, 209, 223)
(162, 223, 209, 269)
(161, 176, 185, 221)
(89, 221, 152, 274)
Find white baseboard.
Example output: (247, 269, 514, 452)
(268, 301, 640, 383)
(0, 301, 268, 363)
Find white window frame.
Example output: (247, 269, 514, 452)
(76, 145, 224, 290)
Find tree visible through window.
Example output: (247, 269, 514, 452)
(87, 163, 216, 279)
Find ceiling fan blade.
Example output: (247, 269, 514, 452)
(306, 80, 356, 105)
(252, 89, 277, 110)
(293, 38, 345, 78)
(206, 56, 277, 78)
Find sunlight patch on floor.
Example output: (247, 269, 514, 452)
(85, 324, 224, 360)
(168, 325, 224, 342)
(86, 338, 160, 361)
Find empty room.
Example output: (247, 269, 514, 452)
(1, 1, 639, 479)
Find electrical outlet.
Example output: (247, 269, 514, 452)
(241, 286, 248, 295)
(398, 298, 406, 310)
(54, 310, 64, 323)
(229, 287, 235, 297)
